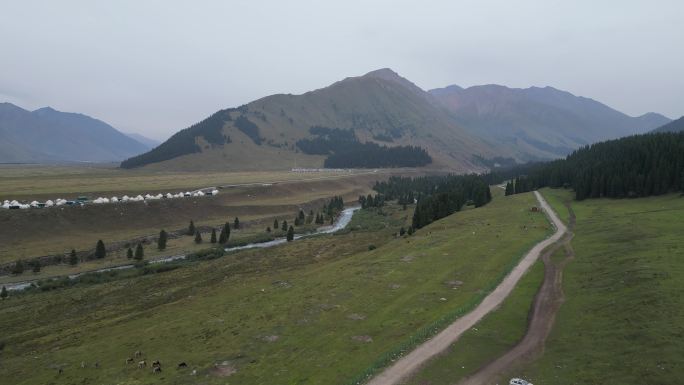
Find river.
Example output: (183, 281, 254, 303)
(4, 207, 360, 292)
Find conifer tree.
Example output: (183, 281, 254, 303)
(273, 218, 279, 230)
(281, 220, 288, 231)
(95, 240, 106, 259)
(210, 228, 217, 243)
(187, 220, 196, 236)
(219, 222, 230, 244)
(0, 286, 7, 299)
(134, 243, 144, 260)
(234, 217, 240, 229)
(12, 260, 24, 275)
(266, 226, 271, 233)
(32, 262, 41, 273)
(286, 225, 295, 242)
(158, 230, 168, 250)
(127, 247, 133, 258)
(69, 249, 78, 265)
(194, 231, 202, 244)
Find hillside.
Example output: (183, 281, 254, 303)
(122, 69, 672, 171)
(651, 115, 684, 133)
(0, 103, 149, 163)
(121, 69, 497, 171)
(429, 85, 671, 159)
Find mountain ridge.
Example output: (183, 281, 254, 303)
(428, 83, 670, 159)
(0, 103, 150, 163)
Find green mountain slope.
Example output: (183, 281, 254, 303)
(121, 69, 497, 171)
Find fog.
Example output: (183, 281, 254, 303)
(1, 0, 681, 140)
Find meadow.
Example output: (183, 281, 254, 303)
(0, 191, 549, 385)
(404, 188, 684, 385)
(512, 189, 684, 384)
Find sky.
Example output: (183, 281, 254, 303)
(1, 0, 682, 141)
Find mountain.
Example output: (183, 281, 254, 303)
(121, 69, 495, 171)
(0, 103, 150, 163)
(121, 69, 671, 171)
(429, 85, 671, 160)
(651, 116, 684, 133)
(125, 132, 161, 149)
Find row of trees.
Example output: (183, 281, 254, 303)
(359, 194, 386, 209)
(373, 174, 492, 229)
(501, 132, 684, 200)
(296, 126, 432, 168)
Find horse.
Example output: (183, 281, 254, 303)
(152, 360, 161, 368)
(138, 360, 146, 368)
(134, 350, 143, 358)
(177, 362, 187, 369)
(152, 366, 162, 374)
(125, 357, 134, 365)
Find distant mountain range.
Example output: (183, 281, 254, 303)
(125, 132, 161, 149)
(429, 84, 671, 160)
(651, 116, 684, 133)
(0, 103, 150, 163)
(122, 68, 670, 171)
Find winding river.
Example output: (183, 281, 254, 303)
(4, 207, 360, 292)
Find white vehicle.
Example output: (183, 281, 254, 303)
(510, 378, 532, 385)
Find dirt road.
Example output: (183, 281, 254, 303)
(458, 198, 575, 385)
(366, 191, 567, 385)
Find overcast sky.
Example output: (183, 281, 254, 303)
(1, 0, 682, 140)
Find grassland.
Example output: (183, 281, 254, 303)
(0, 164, 388, 199)
(0, 168, 383, 264)
(403, 258, 545, 385)
(404, 188, 684, 385)
(506, 189, 684, 385)
(0, 191, 549, 385)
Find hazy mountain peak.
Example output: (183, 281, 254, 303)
(361, 68, 425, 93)
(34, 106, 57, 113)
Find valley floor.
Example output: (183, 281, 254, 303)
(0, 191, 549, 385)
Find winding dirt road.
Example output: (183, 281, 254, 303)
(366, 191, 567, 385)
(457, 198, 575, 385)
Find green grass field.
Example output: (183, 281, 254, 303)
(0, 191, 549, 385)
(404, 188, 684, 385)
(404, 258, 545, 385)
(508, 189, 684, 385)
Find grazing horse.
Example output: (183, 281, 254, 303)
(134, 350, 142, 358)
(152, 366, 162, 374)
(126, 357, 134, 365)
(177, 362, 187, 369)
(151, 360, 161, 369)
(138, 360, 146, 368)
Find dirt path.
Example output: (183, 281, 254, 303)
(457, 197, 575, 385)
(366, 191, 567, 385)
